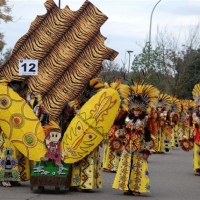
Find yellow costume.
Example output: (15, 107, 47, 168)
(71, 147, 102, 189)
(112, 116, 151, 193)
(0, 79, 46, 187)
(103, 81, 128, 172)
(148, 109, 159, 153)
(170, 97, 181, 148)
(191, 83, 200, 175)
(179, 100, 194, 141)
(112, 83, 159, 195)
(103, 109, 127, 172)
(153, 94, 172, 153)
(0, 129, 30, 187)
(68, 79, 120, 190)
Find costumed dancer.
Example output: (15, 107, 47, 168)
(170, 97, 181, 148)
(112, 83, 159, 196)
(179, 100, 194, 141)
(148, 106, 159, 153)
(103, 107, 127, 172)
(103, 80, 129, 172)
(0, 128, 30, 187)
(70, 77, 105, 191)
(70, 146, 102, 191)
(178, 100, 187, 141)
(191, 83, 200, 176)
(154, 93, 172, 153)
(179, 100, 194, 152)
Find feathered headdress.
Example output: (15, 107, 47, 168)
(171, 97, 181, 113)
(192, 83, 200, 107)
(155, 93, 172, 110)
(128, 83, 159, 112)
(180, 99, 194, 113)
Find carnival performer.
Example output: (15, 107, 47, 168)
(191, 83, 200, 176)
(148, 107, 159, 153)
(0, 128, 31, 187)
(112, 83, 159, 196)
(70, 77, 105, 191)
(169, 97, 181, 148)
(70, 146, 102, 191)
(103, 106, 127, 172)
(179, 100, 194, 141)
(178, 100, 187, 141)
(179, 100, 194, 152)
(103, 80, 128, 173)
(153, 94, 172, 153)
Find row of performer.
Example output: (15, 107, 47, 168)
(0, 78, 200, 197)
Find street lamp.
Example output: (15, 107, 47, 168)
(147, 0, 162, 68)
(127, 50, 133, 73)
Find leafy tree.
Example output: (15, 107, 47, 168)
(177, 47, 200, 99)
(0, 0, 13, 49)
(131, 43, 169, 92)
(131, 25, 200, 98)
(0, 47, 12, 64)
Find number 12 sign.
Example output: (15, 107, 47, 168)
(19, 59, 38, 76)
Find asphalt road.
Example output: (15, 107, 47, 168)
(0, 147, 199, 200)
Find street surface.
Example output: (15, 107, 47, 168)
(0, 147, 199, 200)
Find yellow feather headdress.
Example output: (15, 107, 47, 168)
(128, 83, 159, 112)
(192, 83, 200, 107)
(171, 97, 181, 113)
(155, 93, 172, 110)
(180, 99, 194, 113)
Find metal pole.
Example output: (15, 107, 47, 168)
(127, 50, 133, 73)
(58, 0, 61, 8)
(147, 0, 161, 68)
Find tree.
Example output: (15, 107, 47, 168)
(0, 47, 12, 65)
(131, 42, 170, 92)
(176, 47, 200, 99)
(100, 60, 128, 83)
(0, 0, 13, 49)
(131, 25, 200, 98)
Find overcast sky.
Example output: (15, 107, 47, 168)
(2, 0, 200, 69)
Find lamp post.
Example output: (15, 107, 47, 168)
(58, 0, 61, 8)
(147, 0, 162, 68)
(127, 50, 133, 73)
